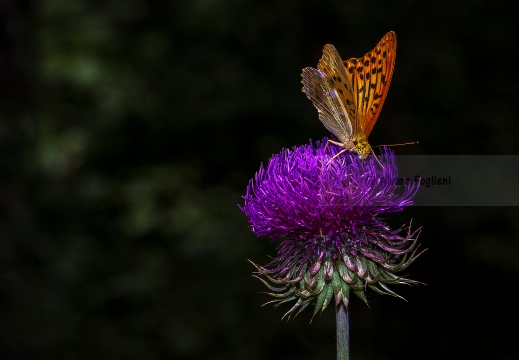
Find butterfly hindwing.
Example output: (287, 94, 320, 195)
(317, 45, 358, 131)
(301, 67, 352, 144)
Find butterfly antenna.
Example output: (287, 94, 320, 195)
(374, 141, 419, 148)
(372, 141, 419, 167)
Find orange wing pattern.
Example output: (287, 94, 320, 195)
(343, 31, 396, 137)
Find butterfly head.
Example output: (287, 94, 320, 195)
(354, 133, 372, 159)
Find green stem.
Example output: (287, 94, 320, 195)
(336, 302, 350, 360)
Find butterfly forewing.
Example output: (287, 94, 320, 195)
(343, 31, 396, 137)
(301, 67, 352, 143)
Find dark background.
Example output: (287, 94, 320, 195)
(1, 1, 518, 359)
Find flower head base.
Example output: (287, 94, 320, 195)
(241, 139, 423, 319)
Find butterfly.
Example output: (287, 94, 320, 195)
(301, 31, 397, 160)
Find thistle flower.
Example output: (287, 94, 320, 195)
(241, 139, 423, 320)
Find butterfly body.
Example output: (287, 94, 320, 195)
(301, 32, 397, 160)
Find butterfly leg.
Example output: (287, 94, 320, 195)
(371, 150, 385, 169)
(324, 139, 344, 152)
(326, 148, 348, 165)
(327, 139, 344, 147)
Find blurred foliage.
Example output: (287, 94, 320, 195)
(0, 0, 518, 359)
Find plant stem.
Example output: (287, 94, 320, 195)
(336, 302, 349, 360)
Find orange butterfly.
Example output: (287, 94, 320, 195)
(301, 31, 397, 159)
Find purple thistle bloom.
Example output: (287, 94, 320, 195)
(241, 139, 423, 319)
